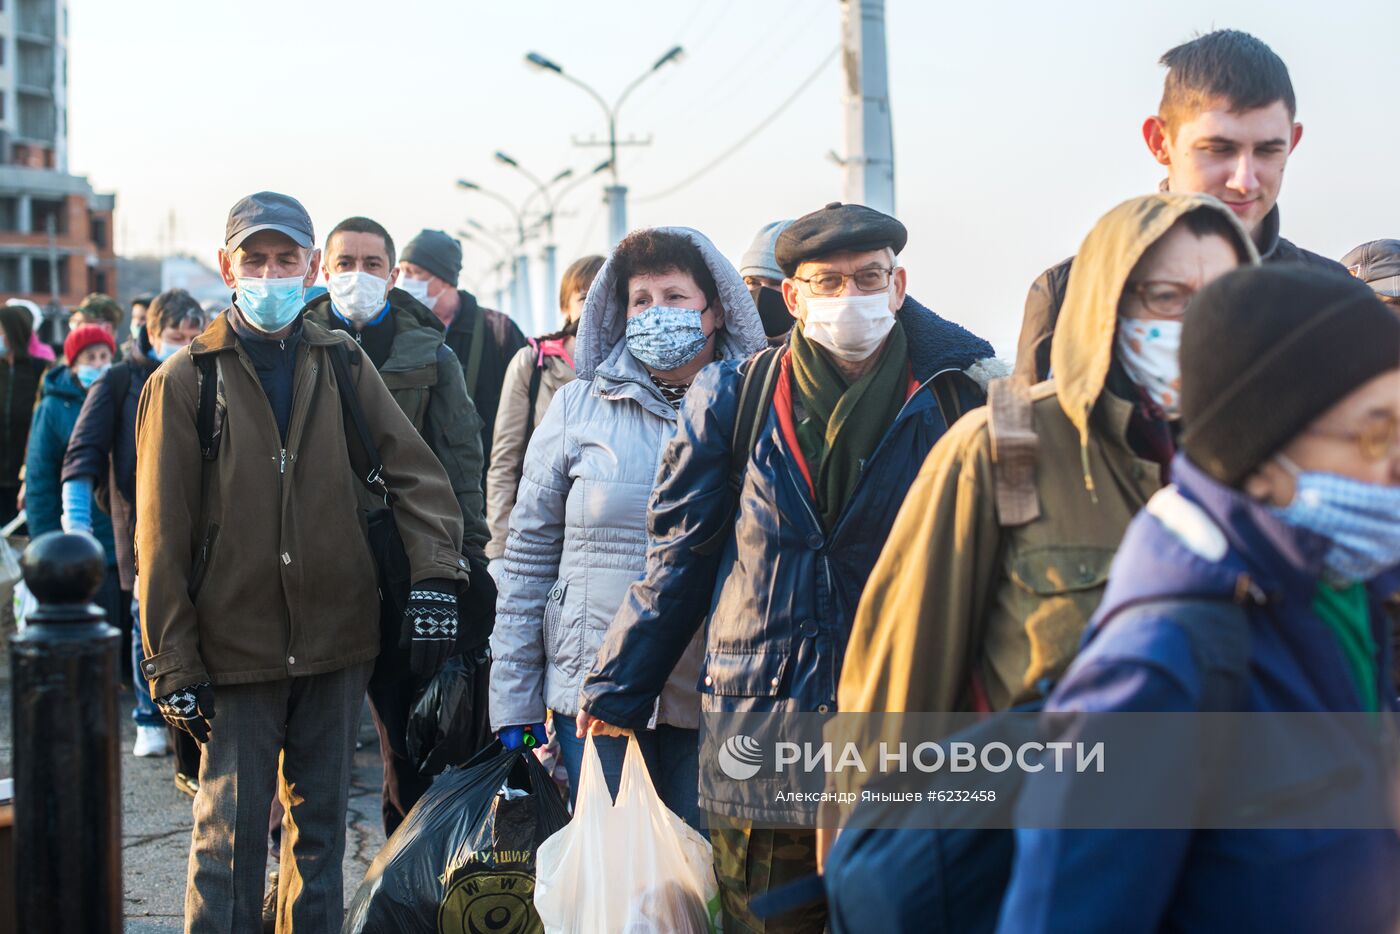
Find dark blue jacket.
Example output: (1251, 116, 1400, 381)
(581, 300, 995, 730)
(62, 329, 160, 505)
(26, 365, 116, 561)
(998, 454, 1400, 934)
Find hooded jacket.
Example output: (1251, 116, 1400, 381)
(304, 287, 489, 559)
(839, 193, 1258, 717)
(580, 283, 1000, 804)
(997, 453, 1400, 933)
(25, 364, 117, 560)
(485, 339, 576, 560)
(1014, 200, 1344, 382)
(489, 228, 768, 731)
(135, 311, 468, 697)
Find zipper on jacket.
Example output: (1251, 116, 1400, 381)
(280, 449, 287, 475)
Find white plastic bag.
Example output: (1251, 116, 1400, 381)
(534, 733, 720, 933)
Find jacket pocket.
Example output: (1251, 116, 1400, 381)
(701, 649, 790, 698)
(188, 523, 221, 602)
(1008, 544, 1115, 691)
(541, 579, 568, 662)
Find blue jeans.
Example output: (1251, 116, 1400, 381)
(130, 597, 162, 727)
(552, 711, 704, 834)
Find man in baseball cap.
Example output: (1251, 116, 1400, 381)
(138, 191, 471, 931)
(1341, 239, 1400, 307)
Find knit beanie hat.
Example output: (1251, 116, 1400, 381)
(401, 229, 463, 286)
(1180, 265, 1400, 486)
(739, 220, 794, 281)
(64, 323, 116, 365)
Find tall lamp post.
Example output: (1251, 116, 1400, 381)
(495, 152, 569, 335)
(458, 228, 515, 319)
(456, 179, 533, 325)
(525, 45, 684, 247)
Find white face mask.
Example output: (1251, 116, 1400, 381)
(329, 270, 390, 324)
(1116, 317, 1183, 419)
(801, 292, 896, 361)
(399, 275, 438, 311)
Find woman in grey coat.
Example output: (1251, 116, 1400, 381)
(489, 227, 767, 824)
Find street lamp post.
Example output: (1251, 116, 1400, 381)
(525, 46, 684, 247)
(456, 179, 534, 327)
(496, 153, 570, 335)
(458, 228, 515, 320)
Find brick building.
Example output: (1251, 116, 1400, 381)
(0, 0, 117, 334)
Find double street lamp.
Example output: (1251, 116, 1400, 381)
(525, 45, 684, 246)
(456, 178, 534, 327)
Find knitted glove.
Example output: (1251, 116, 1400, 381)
(404, 580, 459, 680)
(155, 681, 216, 743)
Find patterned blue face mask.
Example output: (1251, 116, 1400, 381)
(1271, 455, 1400, 584)
(236, 272, 307, 333)
(625, 304, 711, 371)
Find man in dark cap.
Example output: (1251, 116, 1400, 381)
(399, 229, 527, 471)
(577, 202, 1001, 933)
(1342, 239, 1400, 309)
(136, 192, 470, 932)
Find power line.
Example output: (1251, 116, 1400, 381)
(633, 45, 839, 204)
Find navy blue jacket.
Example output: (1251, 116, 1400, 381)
(581, 300, 995, 731)
(25, 365, 116, 560)
(62, 331, 160, 505)
(998, 454, 1400, 933)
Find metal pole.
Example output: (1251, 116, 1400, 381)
(514, 253, 533, 332)
(841, 0, 895, 214)
(10, 531, 122, 934)
(604, 185, 628, 248)
(541, 241, 558, 336)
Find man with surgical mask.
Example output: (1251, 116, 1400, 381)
(398, 229, 527, 474)
(134, 192, 470, 932)
(303, 215, 491, 836)
(579, 203, 1001, 932)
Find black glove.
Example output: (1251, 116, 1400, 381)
(405, 580, 459, 680)
(156, 681, 216, 743)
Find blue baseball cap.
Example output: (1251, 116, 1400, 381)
(225, 191, 315, 251)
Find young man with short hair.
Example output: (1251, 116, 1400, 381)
(304, 214, 491, 834)
(1014, 29, 1342, 381)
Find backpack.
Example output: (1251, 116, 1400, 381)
(804, 595, 1254, 934)
(690, 347, 975, 557)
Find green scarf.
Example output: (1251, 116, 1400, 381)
(1312, 582, 1379, 712)
(788, 319, 910, 529)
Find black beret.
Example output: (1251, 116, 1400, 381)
(774, 202, 908, 276)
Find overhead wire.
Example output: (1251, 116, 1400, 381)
(633, 44, 840, 204)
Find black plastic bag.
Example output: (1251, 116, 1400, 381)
(406, 646, 493, 776)
(343, 742, 571, 934)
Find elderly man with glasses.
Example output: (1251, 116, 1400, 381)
(577, 202, 1002, 934)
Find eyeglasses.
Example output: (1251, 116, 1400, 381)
(792, 267, 894, 297)
(1123, 280, 1197, 319)
(1304, 411, 1400, 462)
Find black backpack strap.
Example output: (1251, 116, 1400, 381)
(464, 306, 486, 401)
(523, 340, 545, 448)
(690, 347, 783, 557)
(325, 342, 393, 504)
(194, 355, 221, 461)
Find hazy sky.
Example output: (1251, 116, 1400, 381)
(69, 0, 1400, 357)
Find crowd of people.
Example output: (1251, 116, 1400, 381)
(2, 26, 1398, 934)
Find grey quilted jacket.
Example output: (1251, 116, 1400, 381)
(488, 227, 768, 730)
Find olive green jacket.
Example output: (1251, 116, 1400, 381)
(838, 193, 1258, 714)
(304, 289, 489, 560)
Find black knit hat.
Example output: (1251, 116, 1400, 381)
(401, 229, 463, 286)
(1181, 265, 1400, 486)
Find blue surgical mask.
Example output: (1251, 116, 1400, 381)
(236, 273, 307, 333)
(153, 340, 180, 362)
(75, 363, 110, 389)
(625, 305, 711, 371)
(1271, 456, 1400, 584)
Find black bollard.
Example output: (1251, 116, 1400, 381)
(9, 531, 122, 934)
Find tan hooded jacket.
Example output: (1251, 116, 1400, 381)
(837, 193, 1257, 714)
